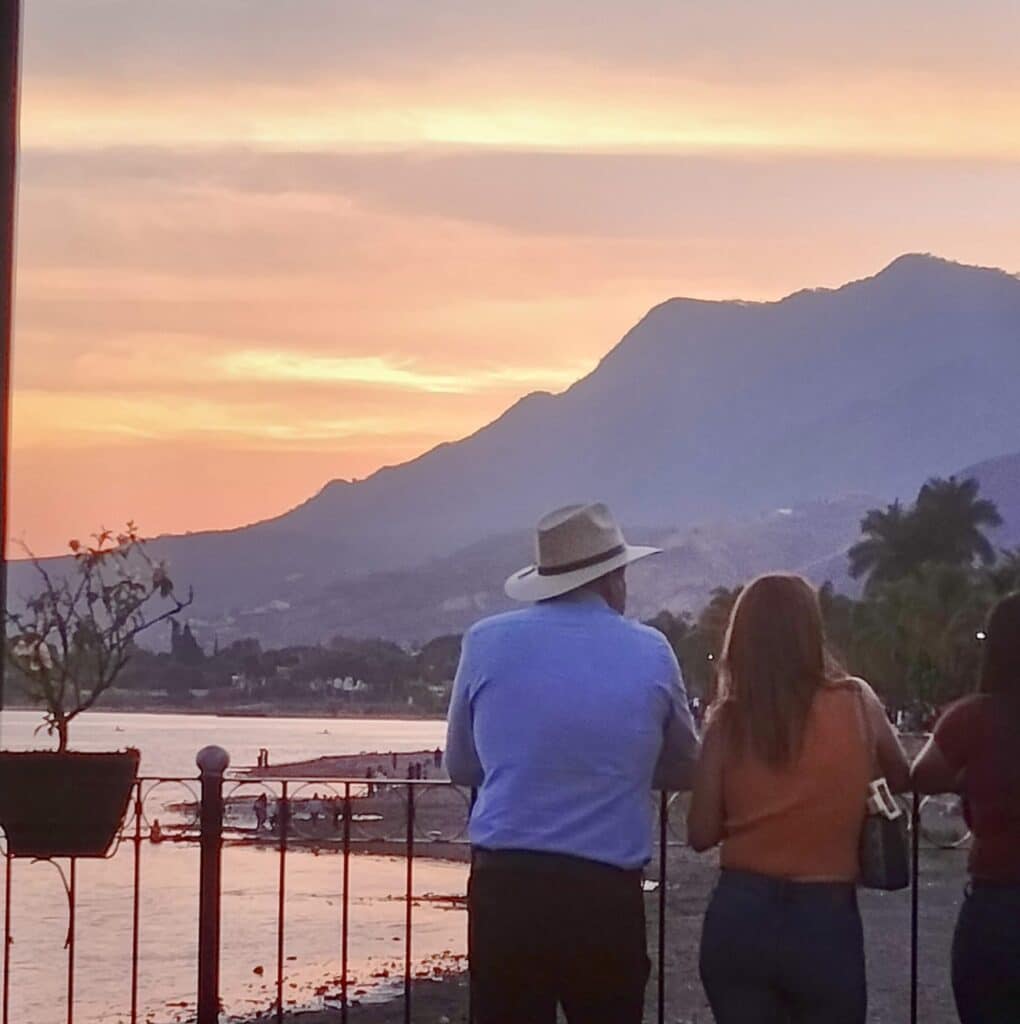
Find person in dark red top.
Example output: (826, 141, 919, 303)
(913, 592, 1020, 1023)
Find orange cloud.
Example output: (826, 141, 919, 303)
(10, 6, 1020, 553)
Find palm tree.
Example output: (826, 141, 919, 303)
(847, 501, 921, 589)
(913, 476, 1002, 567)
(848, 478, 1002, 590)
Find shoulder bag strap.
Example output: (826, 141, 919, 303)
(852, 679, 902, 820)
(850, 678, 879, 782)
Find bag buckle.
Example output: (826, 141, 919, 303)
(867, 779, 902, 820)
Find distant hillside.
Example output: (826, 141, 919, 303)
(226, 496, 879, 645)
(960, 451, 1020, 549)
(11, 254, 1020, 643)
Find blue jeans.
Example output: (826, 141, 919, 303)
(952, 882, 1020, 1023)
(699, 870, 866, 1024)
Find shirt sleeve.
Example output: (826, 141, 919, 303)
(652, 642, 700, 791)
(444, 629, 484, 787)
(932, 698, 979, 774)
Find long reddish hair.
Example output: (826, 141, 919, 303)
(713, 573, 840, 768)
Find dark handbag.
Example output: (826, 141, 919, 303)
(854, 684, 910, 891)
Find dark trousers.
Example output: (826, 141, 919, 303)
(699, 870, 866, 1024)
(468, 849, 650, 1024)
(952, 883, 1020, 1023)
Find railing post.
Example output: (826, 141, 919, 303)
(910, 790, 920, 1024)
(657, 790, 668, 1024)
(196, 746, 230, 1024)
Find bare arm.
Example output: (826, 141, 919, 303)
(444, 633, 484, 787)
(860, 681, 911, 793)
(652, 646, 700, 792)
(912, 735, 962, 795)
(686, 713, 726, 852)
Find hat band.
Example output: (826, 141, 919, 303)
(537, 543, 626, 577)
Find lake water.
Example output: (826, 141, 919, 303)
(0, 709, 466, 1024)
(0, 708, 449, 777)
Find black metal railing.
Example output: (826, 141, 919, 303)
(0, 750, 948, 1024)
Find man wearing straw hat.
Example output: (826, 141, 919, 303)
(446, 502, 699, 1023)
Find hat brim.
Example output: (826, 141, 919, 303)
(504, 544, 661, 602)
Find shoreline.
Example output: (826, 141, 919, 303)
(247, 974, 471, 1023)
(1, 703, 446, 722)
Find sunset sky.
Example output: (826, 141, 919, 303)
(10, 1, 1020, 554)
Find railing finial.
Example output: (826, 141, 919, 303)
(196, 746, 230, 777)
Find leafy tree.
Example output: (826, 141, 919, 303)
(415, 634, 462, 685)
(818, 581, 856, 667)
(848, 564, 985, 707)
(698, 586, 743, 655)
(645, 610, 714, 695)
(985, 548, 1020, 596)
(4, 525, 192, 750)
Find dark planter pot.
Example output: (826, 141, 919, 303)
(0, 748, 140, 858)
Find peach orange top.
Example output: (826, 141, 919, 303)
(720, 681, 871, 882)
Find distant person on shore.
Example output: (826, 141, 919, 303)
(446, 503, 698, 1023)
(253, 793, 268, 831)
(433, 747, 442, 769)
(913, 592, 1020, 1023)
(687, 574, 910, 1024)
(150, 819, 164, 843)
(309, 792, 324, 824)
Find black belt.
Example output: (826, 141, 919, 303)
(472, 847, 642, 882)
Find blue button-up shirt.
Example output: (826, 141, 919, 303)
(445, 590, 699, 870)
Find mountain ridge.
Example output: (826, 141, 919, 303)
(11, 253, 1020, 644)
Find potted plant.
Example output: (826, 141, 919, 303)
(0, 524, 191, 858)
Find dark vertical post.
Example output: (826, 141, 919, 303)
(66, 858, 76, 1024)
(467, 787, 477, 1024)
(0, 0, 22, 732)
(403, 785, 415, 1024)
(276, 781, 289, 1024)
(341, 782, 350, 1024)
(910, 791, 920, 1024)
(657, 790, 668, 1024)
(196, 746, 230, 1024)
(130, 782, 143, 1024)
(1, 853, 9, 1024)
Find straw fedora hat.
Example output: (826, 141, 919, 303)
(505, 502, 661, 602)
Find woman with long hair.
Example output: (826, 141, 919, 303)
(687, 573, 909, 1023)
(913, 592, 1020, 1022)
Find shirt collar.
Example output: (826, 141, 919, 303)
(543, 588, 611, 611)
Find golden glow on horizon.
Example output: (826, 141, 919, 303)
(221, 351, 590, 394)
(21, 66, 1020, 158)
